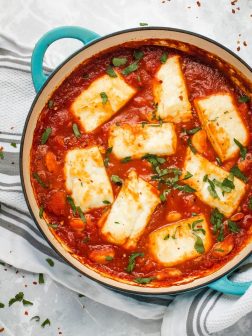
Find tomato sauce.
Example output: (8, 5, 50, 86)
(31, 42, 252, 286)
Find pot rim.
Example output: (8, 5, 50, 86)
(20, 26, 252, 296)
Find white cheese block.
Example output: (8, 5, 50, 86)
(108, 123, 177, 159)
(149, 215, 212, 266)
(71, 71, 136, 132)
(182, 149, 246, 217)
(194, 93, 248, 161)
(101, 170, 160, 249)
(153, 55, 192, 123)
(65, 146, 114, 212)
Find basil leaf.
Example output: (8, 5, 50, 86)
(66, 195, 76, 215)
(77, 206, 86, 223)
(160, 189, 171, 202)
(9, 292, 24, 306)
(133, 50, 144, 60)
(210, 208, 224, 241)
(228, 220, 240, 233)
(122, 61, 138, 75)
(41, 127, 52, 145)
(230, 165, 248, 183)
(11, 142, 17, 148)
(100, 92, 108, 104)
(126, 252, 144, 273)
(134, 277, 155, 284)
(121, 156, 132, 163)
(48, 100, 54, 109)
(234, 138, 247, 160)
(72, 123, 81, 138)
(112, 57, 127, 66)
(238, 95, 250, 103)
(111, 175, 123, 185)
(106, 66, 117, 77)
(174, 184, 196, 193)
(187, 127, 202, 135)
(33, 172, 48, 188)
(183, 171, 193, 180)
(39, 273, 44, 284)
(160, 52, 168, 64)
(39, 205, 44, 219)
(46, 258, 54, 267)
(193, 234, 205, 254)
(41, 318, 51, 328)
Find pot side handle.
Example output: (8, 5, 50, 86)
(31, 26, 100, 92)
(208, 275, 251, 295)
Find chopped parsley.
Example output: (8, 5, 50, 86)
(160, 189, 171, 202)
(103, 200, 111, 205)
(30, 316, 40, 322)
(41, 318, 51, 328)
(111, 175, 123, 185)
(227, 220, 240, 233)
(248, 197, 252, 210)
(173, 184, 196, 193)
(104, 146, 113, 167)
(23, 299, 33, 306)
(133, 50, 144, 60)
(134, 277, 155, 284)
(0, 151, 4, 159)
(191, 219, 205, 235)
(234, 138, 247, 160)
(39, 273, 44, 284)
(230, 165, 248, 183)
(105, 256, 114, 261)
(121, 156, 132, 163)
(183, 171, 193, 180)
(77, 206, 86, 223)
(48, 100, 54, 109)
(210, 208, 224, 242)
(216, 157, 222, 166)
(139, 22, 148, 26)
(112, 57, 127, 66)
(114, 221, 120, 224)
(122, 61, 139, 75)
(39, 206, 44, 219)
(203, 175, 219, 199)
(100, 92, 108, 104)
(126, 252, 144, 273)
(9, 292, 24, 306)
(46, 258, 54, 267)
(193, 234, 205, 254)
(163, 233, 170, 240)
(106, 66, 117, 78)
(160, 52, 168, 64)
(0, 303, 5, 308)
(186, 127, 202, 135)
(11, 142, 17, 148)
(66, 195, 76, 214)
(41, 127, 52, 145)
(33, 172, 48, 188)
(72, 123, 81, 138)
(187, 138, 197, 154)
(238, 95, 250, 103)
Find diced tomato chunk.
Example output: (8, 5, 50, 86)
(69, 218, 85, 231)
(47, 191, 66, 216)
(45, 151, 58, 173)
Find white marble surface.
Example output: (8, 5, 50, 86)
(0, 0, 252, 335)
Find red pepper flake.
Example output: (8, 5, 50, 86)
(243, 41, 247, 47)
(232, 9, 235, 14)
(24, 311, 28, 316)
(0, 328, 4, 333)
(237, 46, 241, 51)
(25, 285, 27, 288)
(33, 281, 37, 285)
(196, 1, 201, 7)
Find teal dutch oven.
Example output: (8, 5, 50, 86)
(20, 26, 252, 297)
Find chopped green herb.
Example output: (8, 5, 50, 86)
(103, 200, 111, 205)
(193, 234, 205, 254)
(83, 73, 89, 79)
(139, 22, 148, 26)
(216, 157, 222, 166)
(66, 195, 76, 214)
(112, 57, 127, 66)
(9, 292, 24, 306)
(183, 171, 193, 180)
(30, 316, 40, 322)
(105, 256, 114, 261)
(121, 156, 132, 163)
(203, 176, 219, 199)
(126, 252, 144, 273)
(23, 299, 33, 306)
(238, 95, 250, 103)
(215, 248, 225, 253)
(41, 318, 51, 328)
(0, 303, 4, 308)
(173, 184, 196, 193)
(72, 123, 81, 138)
(48, 100, 54, 109)
(192, 219, 205, 235)
(111, 175, 123, 185)
(78, 294, 85, 298)
(33, 172, 48, 188)
(11, 142, 17, 148)
(160, 52, 168, 64)
(114, 221, 120, 224)
(134, 277, 155, 284)
(46, 258, 54, 267)
(122, 61, 138, 75)
(39, 273, 44, 284)
(160, 189, 171, 202)
(192, 212, 198, 216)
(82, 237, 90, 243)
(186, 127, 202, 135)
(228, 220, 240, 233)
(100, 92, 108, 105)
(188, 138, 197, 154)
(133, 50, 144, 61)
(48, 223, 58, 229)
(234, 138, 247, 160)
(248, 197, 252, 210)
(104, 146, 113, 167)
(210, 208, 224, 242)
(230, 165, 248, 183)
(106, 66, 117, 78)
(39, 206, 44, 219)
(163, 234, 170, 240)
(77, 206, 86, 223)
(0, 151, 4, 159)
(41, 127, 52, 145)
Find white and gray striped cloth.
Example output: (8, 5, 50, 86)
(0, 30, 252, 336)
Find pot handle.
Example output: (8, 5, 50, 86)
(31, 26, 100, 92)
(208, 275, 251, 295)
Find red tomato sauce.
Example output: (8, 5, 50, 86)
(31, 42, 252, 286)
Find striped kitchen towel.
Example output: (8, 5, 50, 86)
(0, 34, 252, 336)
